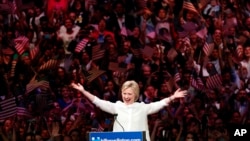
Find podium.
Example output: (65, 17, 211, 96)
(89, 131, 146, 141)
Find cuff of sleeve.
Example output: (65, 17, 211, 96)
(164, 97, 173, 106)
(161, 98, 170, 106)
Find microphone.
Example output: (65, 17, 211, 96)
(114, 114, 125, 131)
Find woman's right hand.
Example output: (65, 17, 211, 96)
(71, 83, 85, 92)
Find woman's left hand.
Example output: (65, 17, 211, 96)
(173, 88, 188, 99)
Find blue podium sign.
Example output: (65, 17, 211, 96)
(89, 131, 146, 141)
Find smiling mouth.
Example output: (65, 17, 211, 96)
(124, 99, 131, 102)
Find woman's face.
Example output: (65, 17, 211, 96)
(69, 12, 76, 21)
(246, 18, 250, 30)
(65, 121, 73, 130)
(237, 45, 243, 57)
(22, 56, 31, 65)
(108, 44, 116, 52)
(98, 20, 106, 31)
(132, 27, 140, 38)
(145, 86, 155, 98)
(75, 1, 82, 10)
(160, 83, 169, 93)
(65, 19, 73, 30)
(211, 0, 217, 6)
(231, 112, 241, 123)
(244, 47, 250, 58)
(63, 136, 72, 141)
(4, 119, 12, 131)
(105, 36, 114, 43)
(185, 133, 194, 141)
(190, 33, 197, 43)
(186, 11, 194, 20)
(19, 127, 25, 136)
(122, 87, 136, 105)
(152, 47, 161, 59)
(107, 81, 114, 91)
(158, 9, 166, 19)
(81, 52, 90, 63)
(58, 68, 65, 77)
(61, 87, 71, 98)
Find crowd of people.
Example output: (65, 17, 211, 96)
(0, 0, 250, 140)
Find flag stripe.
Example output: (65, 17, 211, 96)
(203, 42, 211, 56)
(190, 76, 204, 90)
(97, 124, 104, 132)
(206, 74, 222, 89)
(26, 80, 50, 94)
(174, 71, 181, 83)
(196, 27, 207, 39)
(92, 45, 105, 61)
(75, 38, 89, 53)
(39, 60, 58, 71)
(17, 107, 32, 118)
(0, 97, 17, 120)
(14, 36, 29, 55)
(92, 50, 105, 60)
(30, 46, 39, 60)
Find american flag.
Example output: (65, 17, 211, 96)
(92, 45, 105, 61)
(206, 74, 222, 89)
(174, 68, 181, 83)
(203, 42, 211, 56)
(196, 27, 207, 39)
(17, 107, 32, 118)
(14, 36, 29, 55)
(97, 124, 104, 132)
(39, 59, 59, 71)
(190, 75, 204, 90)
(75, 38, 89, 53)
(183, 0, 199, 14)
(120, 27, 133, 37)
(120, 27, 128, 37)
(29, 45, 40, 60)
(0, 97, 17, 121)
(25, 80, 50, 95)
(86, 69, 105, 83)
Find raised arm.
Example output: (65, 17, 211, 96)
(146, 88, 187, 115)
(71, 83, 116, 114)
(71, 83, 95, 102)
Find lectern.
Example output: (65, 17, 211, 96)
(89, 131, 146, 141)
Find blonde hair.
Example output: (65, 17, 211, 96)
(121, 80, 140, 101)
